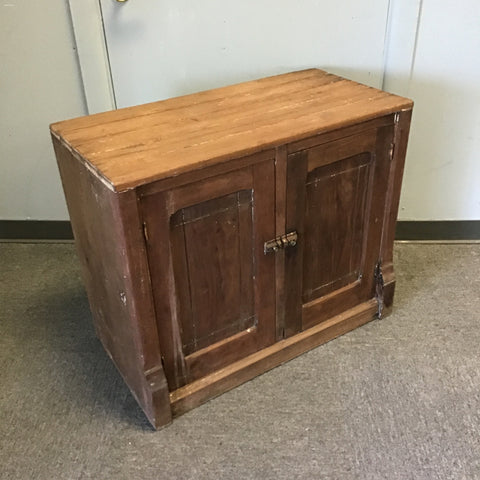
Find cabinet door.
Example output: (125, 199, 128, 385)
(285, 125, 394, 334)
(140, 160, 276, 390)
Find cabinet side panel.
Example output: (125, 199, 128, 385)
(52, 136, 171, 429)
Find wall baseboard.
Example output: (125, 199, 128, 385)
(0, 221, 73, 240)
(395, 221, 480, 241)
(1, 220, 479, 241)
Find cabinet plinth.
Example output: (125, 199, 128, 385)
(51, 69, 412, 429)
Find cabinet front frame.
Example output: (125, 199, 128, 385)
(135, 113, 402, 394)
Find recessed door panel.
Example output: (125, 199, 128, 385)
(141, 160, 276, 390)
(303, 153, 370, 302)
(170, 190, 255, 355)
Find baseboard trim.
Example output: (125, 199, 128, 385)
(395, 221, 480, 241)
(1, 220, 479, 241)
(0, 221, 73, 240)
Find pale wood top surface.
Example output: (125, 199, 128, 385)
(51, 69, 413, 192)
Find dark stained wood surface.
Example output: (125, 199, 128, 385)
(52, 136, 172, 429)
(379, 110, 413, 313)
(137, 189, 188, 391)
(274, 145, 288, 340)
(170, 190, 255, 355)
(50, 69, 412, 192)
(140, 160, 276, 388)
(52, 70, 413, 429)
(302, 152, 371, 302)
(284, 149, 308, 337)
(170, 299, 378, 418)
(285, 122, 396, 332)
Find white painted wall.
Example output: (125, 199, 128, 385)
(384, 0, 480, 220)
(0, 0, 87, 220)
(2, 0, 479, 221)
(99, 0, 390, 109)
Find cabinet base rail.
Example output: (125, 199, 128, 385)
(167, 297, 379, 423)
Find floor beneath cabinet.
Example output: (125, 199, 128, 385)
(1, 242, 480, 480)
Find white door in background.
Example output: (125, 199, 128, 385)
(98, 0, 391, 109)
(70, 1, 480, 221)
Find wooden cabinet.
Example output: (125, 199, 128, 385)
(51, 69, 412, 429)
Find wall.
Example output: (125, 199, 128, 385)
(99, 0, 390, 109)
(1, 1, 479, 221)
(384, 0, 480, 220)
(0, 0, 87, 220)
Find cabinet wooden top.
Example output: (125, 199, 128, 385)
(51, 69, 413, 192)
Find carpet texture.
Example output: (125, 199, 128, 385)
(1, 243, 479, 480)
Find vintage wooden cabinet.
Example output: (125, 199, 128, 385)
(51, 69, 413, 429)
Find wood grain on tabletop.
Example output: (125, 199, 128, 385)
(50, 69, 413, 192)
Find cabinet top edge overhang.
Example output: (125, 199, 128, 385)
(50, 69, 413, 193)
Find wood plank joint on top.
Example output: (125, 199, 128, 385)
(50, 69, 413, 193)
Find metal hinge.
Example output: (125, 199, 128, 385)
(389, 142, 395, 160)
(264, 231, 298, 254)
(374, 260, 384, 319)
(142, 222, 149, 242)
(394, 112, 400, 124)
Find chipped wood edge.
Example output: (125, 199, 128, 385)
(50, 129, 116, 192)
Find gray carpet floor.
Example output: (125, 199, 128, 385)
(1, 242, 480, 480)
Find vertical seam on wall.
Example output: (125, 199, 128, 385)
(65, 1, 89, 114)
(98, 0, 118, 109)
(407, 0, 424, 94)
(381, 0, 393, 91)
